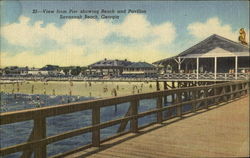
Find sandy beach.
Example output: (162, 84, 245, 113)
(0, 81, 165, 98)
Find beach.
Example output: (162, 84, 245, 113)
(0, 81, 163, 98)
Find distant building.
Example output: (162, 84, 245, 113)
(28, 68, 49, 76)
(19, 67, 29, 76)
(39, 65, 60, 76)
(122, 62, 157, 78)
(87, 58, 132, 77)
(3, 66, 29, 76)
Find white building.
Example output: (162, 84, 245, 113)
(153, 34, 249, 80)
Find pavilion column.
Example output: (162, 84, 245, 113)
(196, 57, 199, 79)
(235, 56, 238, 80)
(178, 57, 181, 73)
(214, 57, 217, 79)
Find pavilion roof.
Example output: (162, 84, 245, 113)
(153, 34, 249, 65)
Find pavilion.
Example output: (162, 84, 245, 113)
(87, 58, 132, 77)
(153, 34, 249, 80)
(122, 62, 157, 78)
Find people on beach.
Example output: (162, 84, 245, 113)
(43, 87, 46, 95)
(103, 86, 108, 93)
(149, 84, 152, 88)
(111, 88, 117, 97)
(31, 85, 34, 94)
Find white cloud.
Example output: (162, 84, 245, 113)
(116, 14, 150, 39)
(1, 14, 176, 47)
(1, 14, 176, 67)
(1, 44, 167, 67)
(187, 17, 249, 42)
(1, 45, 87, 67)
(1, 16, 47, 47)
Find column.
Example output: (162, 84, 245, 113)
(178, 57, 181, 73)
(196, 57, 199, 79)
(214, 57, 217, 80)
(235, 56, 238, 80)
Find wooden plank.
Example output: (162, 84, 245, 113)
(92, 106, 100, 147)
(20, 128, 34, 158)
(33, 117, 46, 158)
(204, 88, 209, 109)
(156, 80, 160, 91)
(157, 97, 163, 123)
(130, 100, 139, 133)
(117, 105, 132, 133)
(176, 92, 182, 117)
(192, 90, 197, 112)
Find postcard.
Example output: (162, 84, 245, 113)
(0, 1, 249, 158)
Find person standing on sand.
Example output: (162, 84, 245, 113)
(112, 88, 117, 97)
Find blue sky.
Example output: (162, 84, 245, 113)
(1, 0, 249, 67)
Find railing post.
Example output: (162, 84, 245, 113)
(214, 87, 218, 104)
(222, 86, 227, 102)
(157, 97, 163, 123)
(192, 90, 197, 112)
(205, 88, 209, 109)
(237, 83, 242, 97)
(156, 80, 160, 91)
(229, 84, 233, 100)
(176, 92, 182, 117)
(33, 116, 46, 158)
(243, 82, 248, 96)
(130, 100, 139, 133)
(246, 82, 250, 94)
(92, 105, 100, 147)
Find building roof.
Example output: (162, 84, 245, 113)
(40, 65, 59, 71)
(89, 59, 132, 68)
(153, 34, 249, 65)
(126, 62, 155, 68)
(178, 34, 249, 57)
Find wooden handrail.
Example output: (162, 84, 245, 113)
(0, 81, 245, 124)
(0, 80, 249, 157)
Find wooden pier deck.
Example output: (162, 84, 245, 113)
(67, 96, 249, 158)
(1, 81, 249, 158)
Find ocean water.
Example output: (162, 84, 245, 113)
(0, 93, 171, 157)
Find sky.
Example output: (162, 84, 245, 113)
(0, 0, 249, 67)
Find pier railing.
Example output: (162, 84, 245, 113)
(162, 73, 249, 80)
(0, 81, 249, 158)
(1, 73, 249, 82)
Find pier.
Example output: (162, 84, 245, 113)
(68, 96, 249, 158)
(0, 80, 249, 157)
